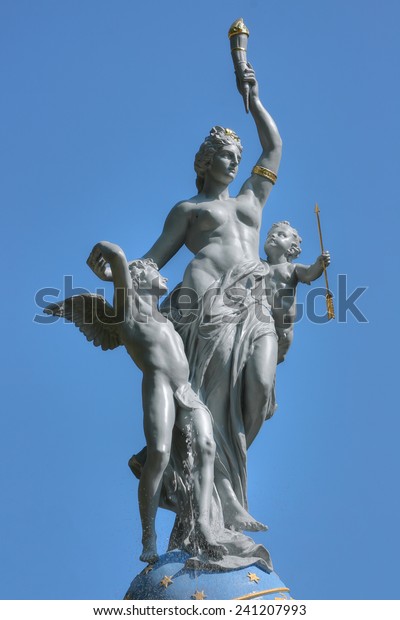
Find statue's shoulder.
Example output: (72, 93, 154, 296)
(171, 197, 198, 216)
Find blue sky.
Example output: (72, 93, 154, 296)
(1, 0, 399, 600)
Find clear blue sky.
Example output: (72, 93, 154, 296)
(1, 0, 399, 600)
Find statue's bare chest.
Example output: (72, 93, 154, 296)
(268, 264, 296, 293)
(189, 200, 259, 234)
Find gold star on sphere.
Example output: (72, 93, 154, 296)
(192, 590, 207, 600)
(247, 572, 260, 583)
(160, 575, 173, 588)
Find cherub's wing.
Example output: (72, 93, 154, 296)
(44, 294, 122, 351)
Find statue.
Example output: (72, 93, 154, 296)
(263, 221, 331, 363)
(46, 241, 227, 564)
(44, 18, 332, 599)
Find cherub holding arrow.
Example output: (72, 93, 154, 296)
(263, 220, 331, 364)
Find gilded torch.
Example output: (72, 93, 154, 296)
(228, 18, 251, 113)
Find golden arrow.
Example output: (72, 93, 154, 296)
(314, 203, 335, 320)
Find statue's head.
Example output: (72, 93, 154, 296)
(194, 126, 243, 192)
(129, 259, 167, 294)
(264, 221, 302, 262)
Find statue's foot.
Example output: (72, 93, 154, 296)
(140, 547, 159, 564)
(225, 505, 268, 532)
(140, 536, 159, 564)
(236, 518, 268, 532)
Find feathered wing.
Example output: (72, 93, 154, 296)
(44, 294, 122, 351)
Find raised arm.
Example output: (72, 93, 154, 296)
(142, 201, 191, 268)
(87, 241, 136, 322)
(238, 67, 283, 208)
(87, 241, 131, 290)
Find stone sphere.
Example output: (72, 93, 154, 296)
(124, 550, 292, 601)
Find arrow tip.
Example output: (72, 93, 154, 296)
(314, 203, 320, 213)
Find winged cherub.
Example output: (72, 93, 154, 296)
(45, 241, 226, 564)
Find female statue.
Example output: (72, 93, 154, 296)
(146, 64, 281, 525)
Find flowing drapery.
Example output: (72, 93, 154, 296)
(158, 261, 277, 570)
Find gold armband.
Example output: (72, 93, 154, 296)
(252, 165, 278, 184)
(228, 18, 250, 39)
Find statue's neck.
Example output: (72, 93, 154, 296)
(201, 179, 230, 200)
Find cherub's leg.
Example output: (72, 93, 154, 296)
(276, 326, 293, 364)
(138, 373, 175, 563)
(176, 406, 227, 559)
(243, 333, 278, 449)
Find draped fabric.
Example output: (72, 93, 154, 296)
(158, 261, 277, 571)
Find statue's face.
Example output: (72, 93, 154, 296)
(264, 225, 295, 258)
(137, 267, 168, 295)
(207, 145, 241, 185)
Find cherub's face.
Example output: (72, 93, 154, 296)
(264, 225, 295, 258)
(207, 145, 241, 186)
(137, 267, 168, 295)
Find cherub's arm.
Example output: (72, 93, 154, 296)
(87, 241, 131, 290)
(295, 251, 330, 284)
(87, 241, 134, 318)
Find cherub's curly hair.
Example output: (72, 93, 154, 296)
(129, 258, 159, 286)
(194, 126, 243, 193)
(266, 221, 302, 262)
